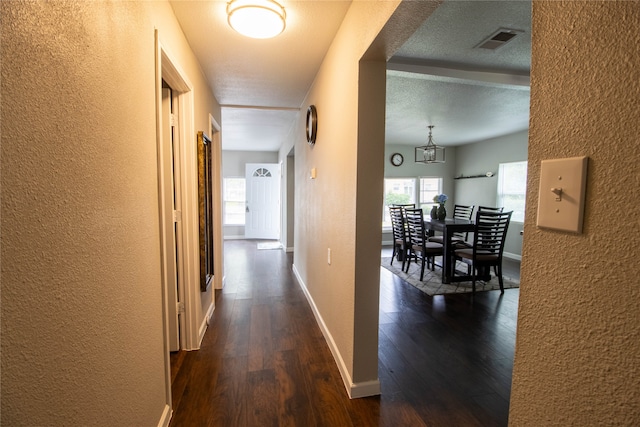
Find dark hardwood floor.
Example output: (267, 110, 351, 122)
(170, 240, 519, 426)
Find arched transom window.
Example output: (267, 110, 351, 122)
(253, 168, 272, 177)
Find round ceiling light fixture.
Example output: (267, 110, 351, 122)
(227, 0, 286, 39)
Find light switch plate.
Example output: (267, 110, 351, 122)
(536, 156, 588, 233)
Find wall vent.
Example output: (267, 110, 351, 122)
(476, 28, 523, 50)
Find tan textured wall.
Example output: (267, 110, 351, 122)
(294, 2, 395, 385)
(510, 2, 640, 424)
(293, 0, 438, 390)
(1, 1, 220, 425)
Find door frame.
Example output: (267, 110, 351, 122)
(155, 31, 202, 421)
(208, 114, 225, 291)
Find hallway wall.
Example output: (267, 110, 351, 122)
(1, 1, 220, 425)
(291, 0, 439, 396)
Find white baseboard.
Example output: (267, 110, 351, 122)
(223, 235, 245, 240)
(291, 264, 380, 399)
(218, 274, 226, 289)
(504, 251, 522, 261)
(198, 301, 215, 347)
(157, 404, 171, 427)
(350, 379, 381, 398)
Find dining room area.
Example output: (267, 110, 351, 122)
(385, 202, 521, 294)
(381, 0, 529, 294)
(380, 126, 528, 294)
(376, 132, 527, 426)
(378, 132, 527, 417)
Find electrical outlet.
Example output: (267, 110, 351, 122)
(327, 248, 331, 265)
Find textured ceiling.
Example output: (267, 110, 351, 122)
(170, 0, 351, 151)
(387, 0, 531, 146)
(170, 0, 531, 151)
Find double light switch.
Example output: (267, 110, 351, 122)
(536, 156, 588, 233)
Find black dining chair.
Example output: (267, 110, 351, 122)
(404, 208, 443, 281)
(453, 210, 512, 294)
(452, 205, 503, 251)
(388, 205, 411, 271)
(428, 204, 474, 245)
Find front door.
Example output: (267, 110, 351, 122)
(245, 163, 280, 239)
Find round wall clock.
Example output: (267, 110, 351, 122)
(306, 105, 317, 145)
(390, 153, 404, 167)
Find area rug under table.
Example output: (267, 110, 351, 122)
(381, 257, 519, 296)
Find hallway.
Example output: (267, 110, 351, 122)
(170, 240, 517, 426)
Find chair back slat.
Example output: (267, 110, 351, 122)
(478, 206, 504, 213)
(473, 210, 512, 256)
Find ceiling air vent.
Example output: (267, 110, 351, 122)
(476, 28, 523, 50)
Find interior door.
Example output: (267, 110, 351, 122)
(245, 163, 280, 239)
(162, 85, 180, 352)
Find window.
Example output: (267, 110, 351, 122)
(497, 161, 528, 222)
(382, 177, 442, 227)
(223, 177, 246, 225)
(382, 178, 415, 227)
(419, 177, 442, 209)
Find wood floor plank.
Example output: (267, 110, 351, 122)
(222, 299, 252, 358)
(169, 350, 195, 415)
(248, 303, 274, 372)
(170, 352, 222, 427)
(170, 350, 187, 385)
(270, 299, 297, 352)
(247, 369, 278, 427)
(274, 349, 317, 427)
(302, 360, 354, 426)
(206, 355, 248, 427)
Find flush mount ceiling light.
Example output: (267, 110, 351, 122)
(415, 125, 445, 164)
(227, 0, 286, 39)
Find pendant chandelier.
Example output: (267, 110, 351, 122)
(415, 125, 445, 164)
(227, 0, 287, 39)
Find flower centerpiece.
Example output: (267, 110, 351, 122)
(432, 194, 448, 220)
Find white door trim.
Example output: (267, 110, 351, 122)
(155, 30, 202, 422)
(209, 114, 225, 291)
(159, 43, 200, 351)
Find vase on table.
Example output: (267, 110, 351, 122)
(437, 204, 447, 220)
(430, 205, 438, 220)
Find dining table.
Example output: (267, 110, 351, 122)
(423, 217, 477, 284)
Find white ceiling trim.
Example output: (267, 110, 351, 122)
(221, 104, 301, 112)
(387, 61, 530, 90)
